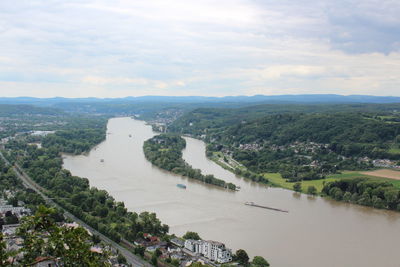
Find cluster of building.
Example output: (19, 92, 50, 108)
(238, 143, 262, 151)
(134, 233, 234, 266)
(372, 159, 400, 169)
(283, 141, 330, 154)
(0, 198, 31, 218)
(148, 109, 184, 132)
(1, 197, 32, 264)
(236, 141, 331, 154)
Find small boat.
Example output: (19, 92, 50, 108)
(177, 184, 187, 189)
(129, 134, 132, 137)
(100, 159, 104, 162)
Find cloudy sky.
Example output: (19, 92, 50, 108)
(1, 0, 400, 97)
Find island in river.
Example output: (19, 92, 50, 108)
(143, 133, 237, 190)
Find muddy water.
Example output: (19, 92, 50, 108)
(63, 117, 400, 267)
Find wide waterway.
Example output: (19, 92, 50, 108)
(63, 117, 400, 267)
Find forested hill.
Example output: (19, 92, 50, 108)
(165, 106, 400, 185)
(174, 112, 399, 158)
(222, 113, 400, 146)
(168, 103, 400, 136)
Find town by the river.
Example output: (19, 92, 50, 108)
(63, 117, 400, 267)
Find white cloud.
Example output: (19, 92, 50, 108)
(0, 0, 399, 97)
(81, 76, 149, 86)
(258, 65, 326, 80)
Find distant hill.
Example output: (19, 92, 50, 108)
(1, 95, 399, 119)
(1, 94, 400, 105)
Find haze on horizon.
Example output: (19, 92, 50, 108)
(1, 0, 400, 98)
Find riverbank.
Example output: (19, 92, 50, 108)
(207, 151, 400, 194)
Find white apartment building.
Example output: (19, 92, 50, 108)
(184, 239, 232, 263)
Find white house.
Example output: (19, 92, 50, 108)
(184, 239, 232, 263)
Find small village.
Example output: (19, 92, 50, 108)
(372, 159, 400, 169)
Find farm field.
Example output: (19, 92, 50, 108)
(361, 169, 400, 180)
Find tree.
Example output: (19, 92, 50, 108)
(334, 189, 343, 201)
(134, 246, 145, 257)
(92, 234, 101, 244)
(384, 189, 399, 209)
(235, 249, 249, 266)
(252, 256, 270, 267)
(341, 191, 351, 202)
(155, 248, 162, 258)
(183, 231, 201, 240)
(171, 258, 180, 266)
(4, 213, 19, 225)
(307, 185, 317, 195)
(0, 233, 15, 266)
(151, 254, 158, 266)
(8, 197, 18, 207)
(117, 253, 127, 264)
(17, 205, 110, 266)
(293, 182, 302, 192)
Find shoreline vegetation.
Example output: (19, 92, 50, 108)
(143, 134, 237, 190)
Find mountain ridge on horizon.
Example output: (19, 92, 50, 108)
(1, 94, 400, 105)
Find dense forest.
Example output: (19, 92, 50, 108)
(143, 134, 236, 190)
(322, 178, 400, 211)
(221, 113, 400, 149)
(42, 128, 106, 154)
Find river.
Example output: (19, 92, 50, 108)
(63, 117, 400, 267)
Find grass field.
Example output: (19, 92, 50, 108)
(388, 147, 400, 154)
(263, 171, 400, 193)
(263, 172, 338, 193)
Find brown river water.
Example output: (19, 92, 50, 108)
(63, 117, 400, 267)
